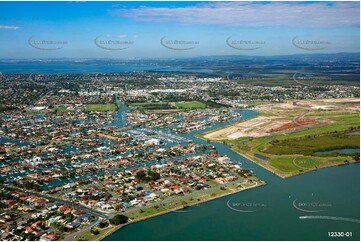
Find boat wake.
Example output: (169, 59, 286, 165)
(299, 216, 360, 223)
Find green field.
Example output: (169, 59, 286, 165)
(76, 226, 112, 241)
(268, 156, 348, 173)
(52, 106, 74, 113)
(84, 104, 118, 112)
(264, 130, 360, 156)
(175, 101, 206, 109)
(224, 74, 358, 86)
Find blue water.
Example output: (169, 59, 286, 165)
(315, 148, 360, 155)
(254, 153, 270, 161)
(106, 97, 128, 127)
(0, 136, 31, 147)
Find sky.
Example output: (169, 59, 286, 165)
(0, 1, 359, 59)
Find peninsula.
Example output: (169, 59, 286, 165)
(199, 98, 360, 178)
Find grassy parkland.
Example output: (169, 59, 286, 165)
(83, 104, 118, 112)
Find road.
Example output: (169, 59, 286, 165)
(293, 110, 310, 127)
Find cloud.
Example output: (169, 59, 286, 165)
(0, 25, 21, 30)
(108, 2, 360, 28)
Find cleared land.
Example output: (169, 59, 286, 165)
(200, 98, 360, 178)
(204, 98, 359, 140)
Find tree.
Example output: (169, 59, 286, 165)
(20, 231, 27, 238)
(135, 170, 146, 181)
(57, 224, 65, 232)
(148, 170, 160, 181)
(98, 221, 109, 228)
(182, 201, 188, 208)
(26, 233, 35, 241)
(109, 215, 128, 225)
